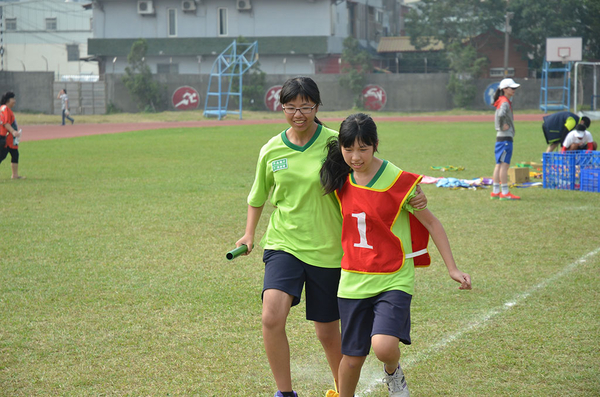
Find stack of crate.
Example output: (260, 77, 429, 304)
(543, 151, 600, 192)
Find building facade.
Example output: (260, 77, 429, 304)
(0, 0, 97, 80)
(88, 0, 406, 76)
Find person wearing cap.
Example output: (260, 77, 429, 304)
(542, 111, 591, 152)
(491, 78, 521, 201)
(561, 123, 597, 152)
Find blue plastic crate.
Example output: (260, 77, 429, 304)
(580, 168, 600, 193)
(543, 151, 600, 190)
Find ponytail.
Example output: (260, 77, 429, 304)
(493, 88, 503, 102)
(320, 137, 351, 195)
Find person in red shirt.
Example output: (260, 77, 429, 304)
(0, 91, 24, 179)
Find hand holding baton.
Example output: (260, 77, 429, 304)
(226, 244, 250, 260)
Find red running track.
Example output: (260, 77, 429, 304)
(21, 114, 545, 142)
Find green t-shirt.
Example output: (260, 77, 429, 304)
(338, 161, 419, 299)
(248, 124, 343, 268)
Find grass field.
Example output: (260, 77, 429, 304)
(1, 117, 599, 396)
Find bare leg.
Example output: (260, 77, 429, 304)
(372, 334, 401, 374)
(11, 163, 23, 179)
(314, 320, 343, 390)
(499, 162, 510, 185)
(338, 355, 366, 397)
(262, 289, 294, 392)
(493, 163, 502, 184)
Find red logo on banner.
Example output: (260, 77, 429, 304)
(362, 85, 387, 111)
(265, 85, 283, 111)
(172, 86, 200, 110)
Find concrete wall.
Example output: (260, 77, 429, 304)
(52, 82, 107, 115)
(107, 73, 551, 113)
(0, 71, 55, 114)
(3, 70, 595, 114)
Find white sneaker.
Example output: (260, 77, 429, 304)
(382, 365, 410, 397)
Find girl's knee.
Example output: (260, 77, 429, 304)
(314, 321, 340, 344)
(372, 336, 400, 362)
(342, 355, 366, 370)
(261, 310, 286, 331)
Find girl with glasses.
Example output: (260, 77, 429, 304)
(234, 77, 427, 397)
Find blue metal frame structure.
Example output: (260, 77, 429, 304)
(203, 40, 258, 120)
(539, 60, 572, 113)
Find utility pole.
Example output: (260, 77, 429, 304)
(503, 11, 514, 77)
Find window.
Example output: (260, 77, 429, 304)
(218, 8, 228, 36)
(46, 18, 57, 31)
(90, 17, 93, 31)
(67, 44, 80, 62)
(168, 8, 177, 37)
(157, 64, 179, 74)
(6, 18, 17, 31)
(490, 68, 514, 78)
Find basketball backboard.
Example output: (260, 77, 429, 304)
(546, 37, 582, 62)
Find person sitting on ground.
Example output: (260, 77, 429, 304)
(561, 124, 597, 152)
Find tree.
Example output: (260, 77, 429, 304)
(406, 0, 600, 75)
(508, 0, 600, 70)
(339, 37, 372, 109)
(404, 0, 505, 50)
(446, 42, 488, 108)
(122, 39, 166, 112)
(231, 37, 266, 111)
(404, 0, 502, 108)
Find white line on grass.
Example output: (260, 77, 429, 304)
(357, 247, 600, 396)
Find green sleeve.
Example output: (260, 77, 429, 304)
(247, 152, 273, 207)
(402, 186, 419, 214)
(565, 117, 577, 131)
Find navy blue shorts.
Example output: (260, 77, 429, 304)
(339, 290, 412, 357)
(0, 146, 18, 164)
(494, 141, 513, 164)
(262, 249, 341, 323)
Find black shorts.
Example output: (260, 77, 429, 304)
(339, 290, 412, 356)
(0, 146, 19, 164)
(542, 122, 568, 145)
(262, 249, 341, 323)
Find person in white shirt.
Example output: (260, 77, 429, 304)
(561, 124, 597, 152)
(57, 89, 74, 126)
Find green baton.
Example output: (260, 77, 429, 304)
(226, 244, 249, 260)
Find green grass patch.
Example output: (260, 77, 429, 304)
(1, 120, 599, 396)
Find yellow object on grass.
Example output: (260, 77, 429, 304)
(431, 165, 465, 172)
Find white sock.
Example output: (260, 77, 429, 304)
(501, 184, 509, 195)
(493, 183, 500, 194)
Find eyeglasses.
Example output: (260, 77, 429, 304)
(282, 103, 317, 114)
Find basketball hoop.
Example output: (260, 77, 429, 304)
(546, 38, 582, 63)
(558, 48, 571, 64)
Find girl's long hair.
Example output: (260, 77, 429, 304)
(279, 76, 324, 126)
(1, 91, 15, 106)
(320, 113, 379, 195)
(493, 88, 505, 102)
